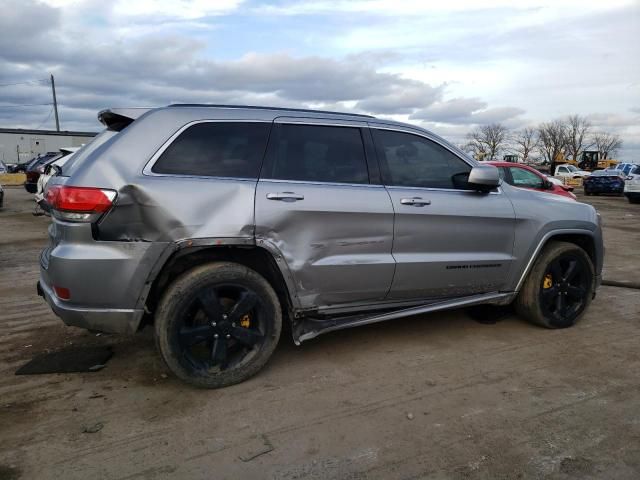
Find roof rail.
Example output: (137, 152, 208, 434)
(167, 104, 375, 119)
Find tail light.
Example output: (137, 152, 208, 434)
(46, 185, 116, 222)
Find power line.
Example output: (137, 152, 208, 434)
(35, 106, 55, 130)
(0, 103, 52, 108)
(0, 78, 49, 88)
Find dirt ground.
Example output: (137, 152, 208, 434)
(0, 186, 638, 480)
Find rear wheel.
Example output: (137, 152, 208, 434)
(155, 262, 282, 388)
(515, 242, 594, 329)
(628, 196, 640, 204)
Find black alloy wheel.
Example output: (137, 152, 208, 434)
(155, 262, 281, 388)
(176, 285, 266, 373)
(515, 241, 595, 329)
(539, 254, 591, 327)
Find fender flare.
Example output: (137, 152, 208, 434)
(513, 228, 598, 292)
(134, 236, 303, 313)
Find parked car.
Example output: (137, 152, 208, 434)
(623, 164, 640, 204)
(487, 162, 576, 200)
(0, 161, 7, 174)
(614, 163, 635, 176)
(34, 147, 81, 214)
(583, 169, 626, 196)
(554, 164, 591, 179)
(24, 152, 61, 193)
(4, 163, 19, 173)
(38, 105, 604, 388)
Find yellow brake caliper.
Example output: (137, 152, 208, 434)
(240, 314, 251, 328)
(543, 274, 553, 289)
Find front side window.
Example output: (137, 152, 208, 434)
(372, 129, 471, 189)
(508, 167, 544, 189)
(152, 122, 271, 178)
(263, 124, 369, 184)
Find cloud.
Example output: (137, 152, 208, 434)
(410, 98, 524, 124)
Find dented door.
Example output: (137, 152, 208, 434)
(255, 119, 395, 309)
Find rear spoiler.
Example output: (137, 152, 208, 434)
(98, 108, 151, 131)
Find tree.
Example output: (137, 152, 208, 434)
(465, 123, 508, 161)
(511, 127, 538, 163)
(593, 132, 623, 159)
(537, 120, 567, 172)
(565, 115, 593, 162)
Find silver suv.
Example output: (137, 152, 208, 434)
(38, 105, 603, 388)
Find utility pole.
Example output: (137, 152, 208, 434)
(50, 74, 60, 131)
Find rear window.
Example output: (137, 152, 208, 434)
(152, 122, 271, 178)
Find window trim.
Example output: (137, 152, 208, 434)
(142, 119, 273, 180)
(258, 121, 373, 186)
(369, 126, 479, 192)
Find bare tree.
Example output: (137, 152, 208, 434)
(565, 115, 593, 161)
(593, 132, 623, 159)
(464, 130, 488, 160)
(537, 120, 567, 172)
(465, 123, 508, 161)
(511, 127, 539, 163)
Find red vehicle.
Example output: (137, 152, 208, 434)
(486, 162, 577, 200)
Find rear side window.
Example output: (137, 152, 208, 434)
(372, 129, 471, 189)
(262, 124, 369, 184)
(152, 122, 271, 178)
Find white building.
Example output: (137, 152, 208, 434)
(0, 128, 97, 164)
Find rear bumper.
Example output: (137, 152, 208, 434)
(38, 221, 170, 334)
(38, 277, 144, 334)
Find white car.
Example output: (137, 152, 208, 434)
(34, 147, 81, 210)
(624, 164, 640, 204)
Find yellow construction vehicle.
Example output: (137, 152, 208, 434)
(554, 151, 619, 171)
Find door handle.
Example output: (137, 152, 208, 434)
(400, 197, 431, 206)
(266, 192, 305, 202)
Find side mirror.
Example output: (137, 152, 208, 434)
(468, 166, 501, 192)
(543, 180, 554, 190)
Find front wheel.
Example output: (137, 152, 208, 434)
(515, 242, 595, 329)
(155, 262, 282, 388)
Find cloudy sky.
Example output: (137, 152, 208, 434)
(1, 0, 639, 160)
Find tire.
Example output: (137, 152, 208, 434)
(515, 241, 595, 329)
(155, 262, 282, 388)
(627, 196, 640, 204)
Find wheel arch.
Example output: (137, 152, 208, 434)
(514, 229, 597, 293)
(142, 241, 299, 328)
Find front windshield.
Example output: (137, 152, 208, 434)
(565, 165, 579, 172)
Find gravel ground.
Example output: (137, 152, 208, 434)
(0, 186, 638, 480)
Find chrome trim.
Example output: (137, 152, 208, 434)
(259, 178, 384, 189)
(513, 228, 596, 292)
(385, 185, 503, 195)
(297, 292, 512, 343)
